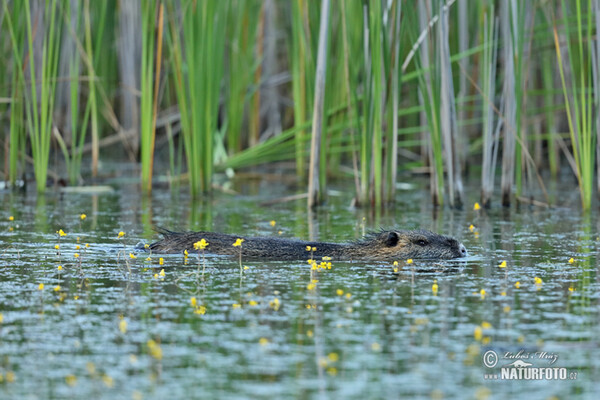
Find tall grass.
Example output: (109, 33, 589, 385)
(5, 0, 62, 192)
(1, 2, 600, 210)
(140, 0, 164, 193)
(307, 0, 330, 208)
(4, 0, 26, 186)
(168, 0, 229, 197)
(554, 0, 596, 210)
(290, 0, 315, 180)
(414, 1, 446, 206)
(480, 12, 500, 208)
(225, 0, 261, 155)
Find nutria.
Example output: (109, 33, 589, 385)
(148, 228, 467, 261)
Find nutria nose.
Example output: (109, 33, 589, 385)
(459, 243, 468, 257)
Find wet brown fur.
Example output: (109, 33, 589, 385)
(148, 228, 467, 261)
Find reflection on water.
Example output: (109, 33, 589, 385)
(0, 184, 598, 398)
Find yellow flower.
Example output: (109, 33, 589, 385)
(269, 220, 276, 227)
(80, 213, 87, 220)
(249, 300, 258, 306)
(307, 330, 313, 337)
(345, 293, 352, 299)
(259, 337, 269, 346)
(147, 339, 163, 360)
(269, 297, 281, 311)
(184, 250, 189, 257)
(371, 342, 381, 352)
(407, 259, 413, 264)
(480, 289, 486, 299)
(38, 283, 44, 290)
(503, 305, 511, 313)
(328, 352, 339, 362)
(58, 229, 67, 237)
(55, 244, 60, 250)
(481, 321, 492, 329)
(193, 239, 209, 250)
(118, 231, 125, 238)
(432, 281, 439, 295)
(393, 261, 399, 266)
(469, 224, 475, 232)
(65, 374, 77, 387)
(85, 243, 90, 248)
(474, 326, 482, 341)
(129, 253, 137, 259)
(159, 258, 164, 265)
(306, 283, 316, 290)
(85, 362, 96, 375)
(336, 289, 344, 296)
(0, 313, 3, 323)
(54, 285, 61, 292)
(327, 367, 337, 376)
(190, 297, 197, 307)
(119, 319, 127, 334)
(159, 269, 165, 277)
(306, 246, 312, 251)
(515, 281, 521, 289)
(102, 374, 114, 388)
(473, 202, 481, 211)
(499, 261, 507, 268)
(145, 257, 151, 261)
(243, 266, 249, 270)
(75, 245, 80, 250)
(194, 305, 206, 315)
(568, 257, 575, 264)
(232, 303, 241, 309)
(534, 277, 543, 285)
(233, 238, 244, 247)
(500, 291, 506, 296)
(323, 256, 332, 261)
(74, 253, 80, 258)
(8, 216, 14, 221)
(144, 244, 149, 249)
(568, 287, 575, 292)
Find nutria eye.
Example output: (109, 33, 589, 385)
(416, 239, 428, 246)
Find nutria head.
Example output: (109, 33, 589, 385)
(353, 229, 467, 260)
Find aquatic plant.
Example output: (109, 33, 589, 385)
(553, 0, 597, 210)
(5, 0, 61, 192)
(140, 1, 164, 193)
(233, 238, 244, 274)
(167, 0, 229, 197)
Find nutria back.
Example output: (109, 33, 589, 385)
(148, 228, 467, 261)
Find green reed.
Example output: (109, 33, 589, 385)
(4, 0, 26, 185)
(168, 0, 228, 197)
(52, 0, 103, 186)
(140, 0, 163, 193)
(290, 0, 316, 179)
(554, 0, 596, 210)
(5, 0, 62, 192)
(225, 0, 261, 155)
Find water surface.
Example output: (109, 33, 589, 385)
(0, 181, 598, 399)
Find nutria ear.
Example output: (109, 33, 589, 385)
(385, 231, 399, 247)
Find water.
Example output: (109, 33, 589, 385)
(1, 181, 599, 399)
